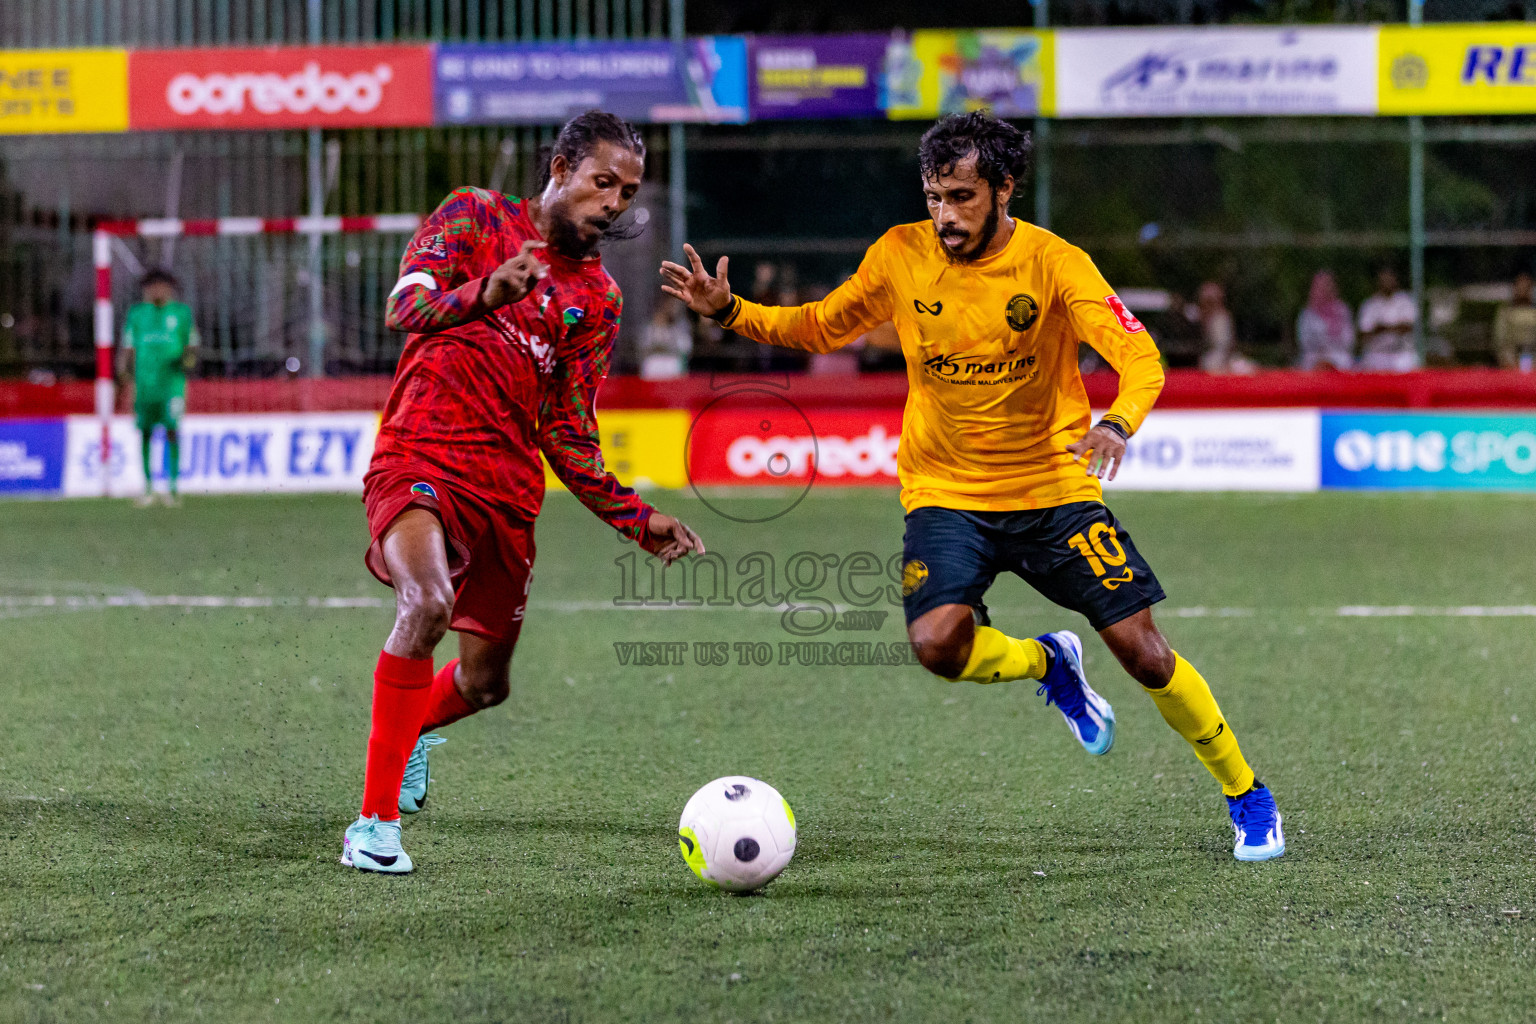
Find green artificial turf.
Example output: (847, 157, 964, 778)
(1, 490, 1533, 1022)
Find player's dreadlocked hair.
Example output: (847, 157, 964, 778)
(918, 112, 1033, 197)
(534, 109, 647, 241)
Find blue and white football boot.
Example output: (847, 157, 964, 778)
(1033, 630, 1116, 755)
(399, 733, 445, 815)
(340, 815, 413, 874)
(1226, 783, 1285, 861)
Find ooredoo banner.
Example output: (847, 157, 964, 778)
(128, 46, 433, 130)
(63, 413, 380, 497)
(1380, 24, 1536, 115)
(1054, 26, 1378, 117)
(687, 403, 903, 486)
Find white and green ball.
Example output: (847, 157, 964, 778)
(677, 776, 796, 893)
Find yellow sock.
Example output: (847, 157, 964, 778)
(1144, 653, 1256, 797)
(946, 626, 1049, 684)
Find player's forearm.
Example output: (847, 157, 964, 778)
(385, 278, 489, 334)
(718, 297, 850, 355)
(540, 433, 654, 540)
(1103, 350, 1166, 435)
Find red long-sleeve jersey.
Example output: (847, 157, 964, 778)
(371, 186, 652, 539)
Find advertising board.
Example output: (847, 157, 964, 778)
(1321, 412, 1536, 491)
(1104, 409, 1321, 492)
(0, 418, 66, 495)
(435, 38, 747, 125)
(0, 49, 128, 134)
(1379, 23, 1536, 115)
(128, 46, 434, 130)
(747, 34, 889, 120)
(62, 413, 380, 497)
(543, 409, 690, 491)
(1054, 26, 1378, 117)
(886, 29, 1050, 119)
(686, 404, 903, 487)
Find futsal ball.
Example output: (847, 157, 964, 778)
(677, 776, 796, 893)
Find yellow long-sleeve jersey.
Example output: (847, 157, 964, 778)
(720, 219, 1165, 512)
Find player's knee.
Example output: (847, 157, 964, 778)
(1115, 632, 1175, 688)
(395, 582, 453, 646)
(458, 664, 510, 708)
(908, 623, 969, 679)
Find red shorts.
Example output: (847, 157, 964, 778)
(363, 461, 535, 645)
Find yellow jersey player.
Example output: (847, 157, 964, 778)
(661, 112, 1283, 862)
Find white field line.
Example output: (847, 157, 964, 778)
(4, 595, 1536, 620)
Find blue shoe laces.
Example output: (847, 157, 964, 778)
(1036, 642, 1089, 719)
(1228, 785, 1275, 837)
(403, 734, 445, 792)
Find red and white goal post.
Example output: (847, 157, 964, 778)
(91, 213, 421, 492)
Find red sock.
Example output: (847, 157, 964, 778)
(360, 650, 434, 821)
(419, 658, 477, 733)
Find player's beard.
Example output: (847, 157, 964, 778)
(937, 194, 1002, 265)
(544, 198, 605, 260)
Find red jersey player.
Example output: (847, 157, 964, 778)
(342, 111, 704, 873)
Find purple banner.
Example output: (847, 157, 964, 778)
(435, 39, 747, 126)
(748, 34, 889, 120)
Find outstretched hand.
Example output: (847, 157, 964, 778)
(659, 244, 733, 318)
(1066, 425, 1127, 481)
(642, 512, 706, 566)
(481, 239, 548, 310)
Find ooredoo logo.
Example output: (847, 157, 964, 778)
(165, 62, 394, 117)
(726, 425, 899, 480)
(130, 46, 433, 129)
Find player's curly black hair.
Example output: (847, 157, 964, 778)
(534, 109, 648, 241)
(918, 112, 1033, 197)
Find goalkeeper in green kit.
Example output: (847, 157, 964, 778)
(117, 269, 198, 506)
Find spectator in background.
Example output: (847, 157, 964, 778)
(639, 295, 692, 380)
(1357, 267, 1420, 372)
(1494, 271, 1536, 372)
(1295, 270, 1355, 371)
(1196, 281, 1257, 375)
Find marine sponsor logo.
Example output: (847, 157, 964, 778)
(1005, 293, 1039, 331)
(920, 350, 1038, 385)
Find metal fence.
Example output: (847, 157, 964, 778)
(1, 0, 1534, 378)
(0, 0, 672, 47)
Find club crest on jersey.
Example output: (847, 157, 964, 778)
(1005, 293, 1039, 332)
(1105, 294, 1146, 334)
(413, 233, 447, 258)
(563, 306, 585, 327)
(410, 481, 438, 500)
(901, 560, 929, 596)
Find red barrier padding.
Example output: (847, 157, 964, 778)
(5, 369, 1536, 419)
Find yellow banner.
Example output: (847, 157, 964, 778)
(543, 409, 692, 492)
(0, 49, 128, 134)
(1380, 24, 1536, 115)
(887, 30, 1053, 120)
